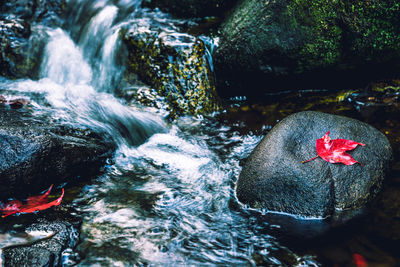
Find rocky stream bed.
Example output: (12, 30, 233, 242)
(1, 0, 400, 266)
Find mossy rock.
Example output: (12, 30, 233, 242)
(121, 23, 221, 118)
(0, 0, 66, 79)
(214, 0, 400, 95)
(0, 19, 36, 78)
(0, 0, 66, 26)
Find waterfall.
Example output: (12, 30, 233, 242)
(1, 1, 324, 266)
(9, 0, 167, 148)
(41, 28, 93, 86)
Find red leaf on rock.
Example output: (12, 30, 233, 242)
(302, 131, 365, 165)
(352, 253, 367, 267)
(0, 185, 64, 218)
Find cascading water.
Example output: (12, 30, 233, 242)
(0, 0, 320, 266)
(2, 0, 166, 147)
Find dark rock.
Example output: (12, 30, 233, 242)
(236, 111, 392, 220)
(142, 0, 237, 18)
(0, 0, 66, 26)
(214, 0, 400, 96)
(0, 108, 115, 200)
(121, 21, 221, 118)
(2, 220, 79, 267)
(0, 18, 35, 78)
(0, 0, 65, 79)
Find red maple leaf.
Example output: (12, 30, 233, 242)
(0, 185, 64, 218)
(302, 131, 365, 165)
(352, 253, 367, 267)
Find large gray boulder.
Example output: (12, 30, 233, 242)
(0, 108, 115, 199)
(214, 0, 400, 96)
(236, 111, 392, 220)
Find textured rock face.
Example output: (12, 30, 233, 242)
(0, 0, 66, 26)
(214, 0, 400, 95)
(236, 111, 392, 220)
(121, 22, 221, 118)
(142, 0, 237, 18)
(2, 220, 79, 267)
(0, 108, 115, 200)
(0, 19, 34, 78)
(0, 0, 65, 79)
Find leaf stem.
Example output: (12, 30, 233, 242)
(302, 155, 319, 164)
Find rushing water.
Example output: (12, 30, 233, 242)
(1, 0, 400, 266)
(2, 0, 306, 265)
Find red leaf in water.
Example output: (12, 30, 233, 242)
(302, 131, 365, 165)
(0, 185, 64, 218)
(352, 253, 367, 267)
(0, 200, 23, 214)
(19, 189, 64, 214)
(24, 184, 54, 208)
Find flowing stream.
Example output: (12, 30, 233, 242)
(1, 0, 314, 265)
(2, 0, 399, 266)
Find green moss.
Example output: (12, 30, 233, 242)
(286, 0, 400, 71)
(370, 80, 400, 93)
(122, 28, 220, 119)
(342, 1, 400, 60)
(286, 0, 342, 72)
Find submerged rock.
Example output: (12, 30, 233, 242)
(0, 108, 115, 199)
(142, 0, 237, 18)
(236, 111, 392, 221)
(214, 0, 400, 95)
(121, 21, 221, 118)
(2, 220, 79, 267)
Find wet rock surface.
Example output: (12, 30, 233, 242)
(0, 0, 65, 79)
(142, 0, 237, 18)
(0, 18, 35, 78)
(1, 0, 400, 265)
(214, 0, 400, 95)
(2, 219, 79, 267)
(0, 107, 115, 200)
(236, 111, 392, 220)
(0, 0, 66, 26)
(121, 20, 221, 118)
